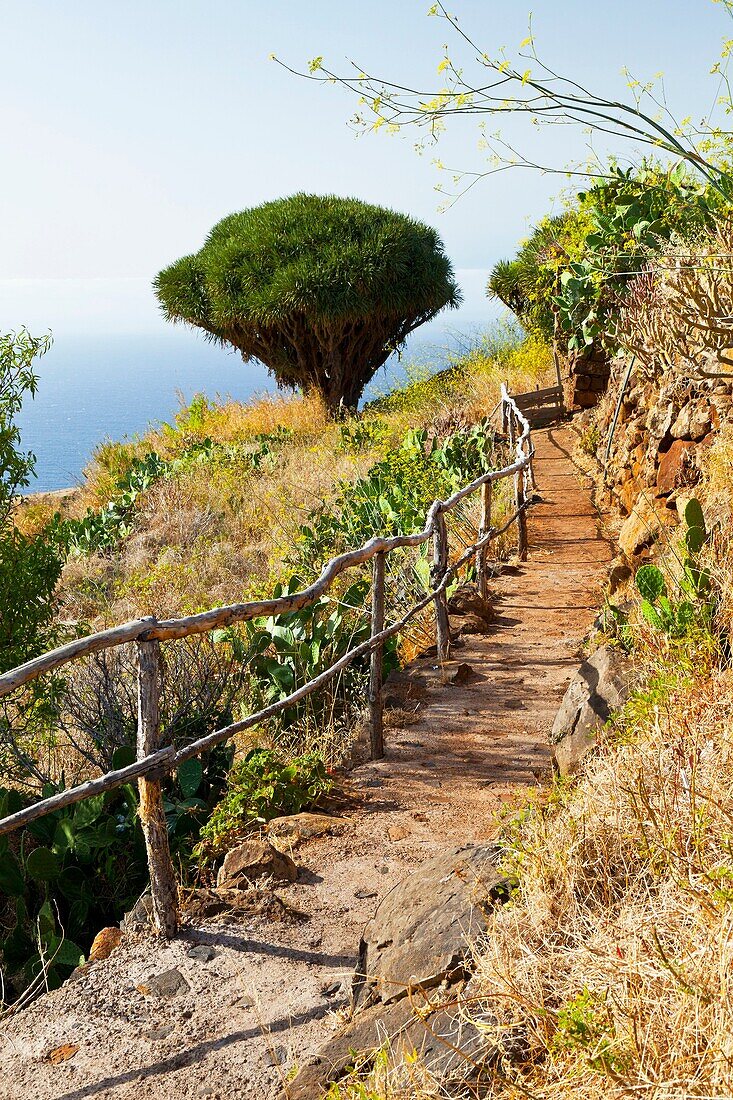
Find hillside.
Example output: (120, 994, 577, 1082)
(0, 417, 613, 1099)
(4, 173, 733, 1100)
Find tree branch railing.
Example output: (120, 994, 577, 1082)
(0, 386, 535, 938)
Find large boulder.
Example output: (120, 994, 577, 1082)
(618, 495, 676, 556)
(356, 843, 508, 1008)
(671, 399, 711, 442)
(657, 440, 698, 496)
(216, 838, 297, 888)
(551, 645, 635, 775)
(286, 844, 512, 1099)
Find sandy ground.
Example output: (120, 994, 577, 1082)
(0, 424, 613, 1100)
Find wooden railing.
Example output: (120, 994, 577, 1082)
(0, 386, 535, 937)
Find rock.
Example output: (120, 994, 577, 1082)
(438, 662, 479, 685)
(690, 402, 713, 440)
(121, 894, 154, 932)
(186, 944, 216, 962)
(145, 1023, 175, 1041)
(267, 1043, 289, 1068)
(656, 440, 698, 496)
(356, 843, 508, 1008)
(607, 555, 633, 595)
(451, 661, 479, 683)
(216, 839, 297, 888)
(145, 968, 190, 998)
(671, 399, 711, 441)
(89, 926, 123, 962)
(447, 583, 493, 636)
(265, 813, 347, 847)
(387, 824, 411, 842)
(285, 980, 519, 1098)
(645, 399, 675, 447)
(551, 645, 636, 775)
(455, 612, 492, 636)
(184, 886, 302, 923)
(321, 980, 343, 998)
(618, 495, 676, 556)
(618, 477, 642, 516)
(447, 583, 493, 618)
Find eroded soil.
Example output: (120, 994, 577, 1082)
(0, 424, 613, 1100)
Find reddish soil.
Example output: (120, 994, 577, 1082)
(0, 424, 613, 1100)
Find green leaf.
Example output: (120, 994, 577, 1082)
(111, 745, 135, 770)
(0, 852, 25, 897)
(685, 526, 706, 554)
(52, 938, 85, 968)
(72, 795, 105, 828)
(676, 602, 695, 631)
(53, 818, 77, 853)
(684, 497, 706, 535)
(641, 600, 664, 630)
(25, 846, 61, 882)
(635, 564, 666, 602)
(37, 899, 56, 936)
(177, 759, 203, 799)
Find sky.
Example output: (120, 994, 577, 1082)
(2, 0, 731, 338)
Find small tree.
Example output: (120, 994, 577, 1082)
(0, 330, 61, 673)
(154, 193, 460, 413)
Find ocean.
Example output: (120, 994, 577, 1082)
(15, 318, 496, 494)
(9, 264, 500, 494)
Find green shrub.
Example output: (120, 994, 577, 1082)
(0, 527, 62, 673)
(490, 163, 717, 353)
(0, 742, 231, 1005)
(0, 330, 63, 674)
(197, 748, 333, 857)
(293, 421, 495, 573)
(216, 575, 398, 738)
(337, 418, 389, 453)
(0, 782, 147, 1000)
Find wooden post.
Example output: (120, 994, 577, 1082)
(431, 508, 451, 662)
(529, 448, 538, 493)
(137, 638, 178, 939)
(516, 463, 529, 563)
(507, 406, 516, 454)
(476, 480, 493, 602)
(368, 551, 386, 761)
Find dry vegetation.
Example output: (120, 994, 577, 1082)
(325, 346, 733, 1094)
(43, 333, 551, 629)
(2, 332, 550, 791)
(331, 441, 733, 1100)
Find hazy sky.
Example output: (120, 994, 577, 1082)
(2, 1, 730, 336)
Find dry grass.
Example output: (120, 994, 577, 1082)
(54, 338, 550, 629)
(328, 416, 733, 1098)
(59, 419, 374, 625)
(333, 645, 733, 1099)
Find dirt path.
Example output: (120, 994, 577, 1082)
(0, 424, 613, 1100)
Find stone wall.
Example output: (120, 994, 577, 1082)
(594, 362, 732, 559)
(566, 348, 611, 410)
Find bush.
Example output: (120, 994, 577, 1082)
(0, 745, 231, 1005)
(0, 527, 62, 674)
(0, 330, 62, 673)
(292, 421, 496, 572)
(197, 748, 333, 858)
